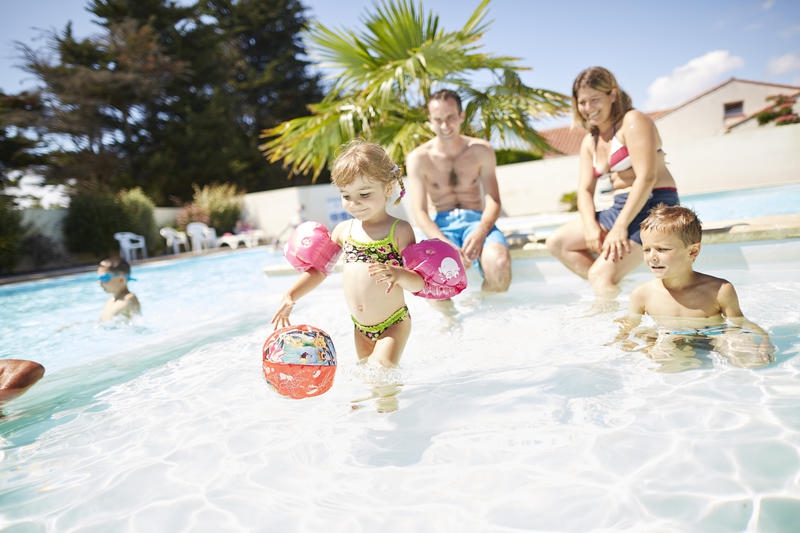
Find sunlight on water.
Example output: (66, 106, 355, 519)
(1, 239, 800, 531)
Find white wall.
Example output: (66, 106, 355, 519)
(664, 123, 800, 195)
(16, 122, 800, 250)
(656, 81, 797, 144)
(495, 122, 800, 217)
(495, 155, 579, 216)
(241, 182, 411, 237)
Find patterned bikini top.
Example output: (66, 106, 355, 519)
(343, 219, 403, 267)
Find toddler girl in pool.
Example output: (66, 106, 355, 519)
(270, 140, 466, 368)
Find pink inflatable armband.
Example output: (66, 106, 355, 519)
(401, 239, 467, 300)
(284, 221, 342, 275)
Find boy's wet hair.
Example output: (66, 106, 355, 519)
(640, 204, 703, 245)
(99, 257, 132, 275)
(331, 139, 405, 205)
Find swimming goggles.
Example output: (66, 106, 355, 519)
(97, 273, 136, 282)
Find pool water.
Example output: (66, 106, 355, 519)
(1, 237, 799, 531)
(497, 182, 800, 235)
(680, 183, 800, 223)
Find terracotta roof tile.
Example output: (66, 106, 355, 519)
(540, 125, 587, 158)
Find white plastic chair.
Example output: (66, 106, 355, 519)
(160, 227, 189, 254)
(114, 232, 147, 263)
(185, 222, 218, 252)
(204, 226, 218, 249)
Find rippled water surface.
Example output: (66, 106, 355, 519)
(1, 238, 799, 532)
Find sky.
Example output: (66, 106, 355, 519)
(1, 0, 799, 127)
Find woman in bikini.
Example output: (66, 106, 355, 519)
(271, 140, 427, 368)
(546, 66, 679, 303)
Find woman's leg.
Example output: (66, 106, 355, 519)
(545, 217, 596, 279)
(587, 240, 643, 300)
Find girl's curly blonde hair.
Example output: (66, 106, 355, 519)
(331, 139, 406, 205)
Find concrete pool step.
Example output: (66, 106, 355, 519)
(262, 213, 800, 275)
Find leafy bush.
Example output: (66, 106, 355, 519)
(119, 187, 159, 254)
(560, 191, 577, 212)
(63, 187, 159, 259)
(20, 232, 65, 269)
(62, 188, 121, 259)
(755, 95, 800, 126)
(495, 149, 542, 166)
(175, 203, 210, 229)
(0, 194, 23, 273)
(191, 183, 243, 234)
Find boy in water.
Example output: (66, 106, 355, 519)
(616, 205, 774, 369)
(98, 257, 141, 322)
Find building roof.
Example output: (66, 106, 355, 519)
(653, 77, 800, 121)
(540, 125, 586, 158)
(538, 77, 800, 156)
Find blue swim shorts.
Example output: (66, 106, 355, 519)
(597, 188, 680, 244)
(432, 209, 508, 271)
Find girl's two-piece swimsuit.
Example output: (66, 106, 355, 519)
(593, 126, 679, 244)
(343, 219, 410, 340)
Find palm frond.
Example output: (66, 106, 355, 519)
(261, 0, 569, 180)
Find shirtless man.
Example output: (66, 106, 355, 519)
(405, 89, 511, 293)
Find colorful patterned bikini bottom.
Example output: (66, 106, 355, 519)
(351, 306, 410, 341)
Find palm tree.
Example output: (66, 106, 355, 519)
(259, 0, 570, 180)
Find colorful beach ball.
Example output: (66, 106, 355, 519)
(262, 324, 337, 399)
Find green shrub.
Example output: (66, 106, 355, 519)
(191, 183, 243, 234)
(560, 191, 578, 212)
(21, 232, 65, 269)
(175, 203, 210, 229)
(63, 188, 121, 259)
(495, 149, 542, 166)
(63, 187, 159, 259)
(756, 94, 800, 126)
(119, 187, 159, 254)
(0, 194, 23, 273)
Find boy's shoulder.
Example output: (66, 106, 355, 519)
(693, 270, 733, 290)
(631, 277, 661, 294)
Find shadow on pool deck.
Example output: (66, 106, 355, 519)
(2, 213, 798, 284)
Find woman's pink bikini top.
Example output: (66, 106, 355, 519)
(592, 126, 632, 178)
(592, 124, 633, 178)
